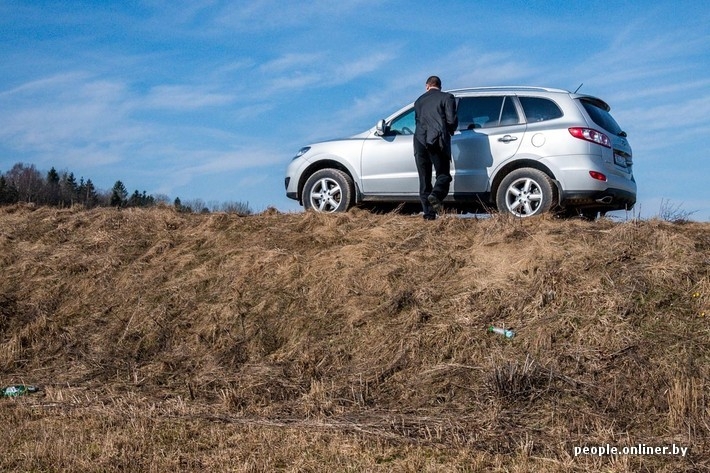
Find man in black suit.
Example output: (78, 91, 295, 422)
(414, 75, 458, 220)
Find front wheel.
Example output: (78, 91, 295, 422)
(496, 168, 556, 217)
(302, 169, 354, 213)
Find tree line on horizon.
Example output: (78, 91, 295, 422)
(0, 162, 252, 215)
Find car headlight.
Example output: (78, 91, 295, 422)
(293, 146, 311, 160)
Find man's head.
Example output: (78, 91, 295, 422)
(425, 75, 442, 90)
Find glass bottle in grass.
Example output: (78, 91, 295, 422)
(488, 326, 515, 339)
(1, 385, 39, 397)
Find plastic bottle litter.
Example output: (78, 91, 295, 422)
(1, 385, 39, 398)
(488, 326, 515, 339)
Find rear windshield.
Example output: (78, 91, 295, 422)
(580, 99, 623, 135)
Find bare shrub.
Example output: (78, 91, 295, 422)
(217, 200, 252, 215)
(658, 198, 697, 223)
(487, 355, 551, 402)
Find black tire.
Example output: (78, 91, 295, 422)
(496, 168, 556, 217)
(302, 169, 354, 213)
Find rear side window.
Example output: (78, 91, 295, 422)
(519, 97, 563, 123)
(457, 96, 520, 129)
(580, 99, 623, 135)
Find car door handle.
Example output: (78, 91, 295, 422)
(498, 135, 518, 143)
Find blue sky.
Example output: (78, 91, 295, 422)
(1, 1, 709, 220)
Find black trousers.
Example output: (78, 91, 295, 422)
(414, 138, 452, 218)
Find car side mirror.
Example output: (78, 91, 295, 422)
(375, 119, 388, 136)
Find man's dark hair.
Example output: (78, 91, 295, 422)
(426, 76, 442, 88)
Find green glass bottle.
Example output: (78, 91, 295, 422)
(1, 385, 39, 397)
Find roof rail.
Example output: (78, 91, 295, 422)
(447, 86, 570, 94)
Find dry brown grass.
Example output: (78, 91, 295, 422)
(0, 204, 708, 472)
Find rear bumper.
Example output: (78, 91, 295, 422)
(561, 188, 636, 210)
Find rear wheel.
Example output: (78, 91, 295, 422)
(302, 169, 354, 213)
(496, 168, 556, 217)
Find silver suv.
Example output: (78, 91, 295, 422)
(285, 86, 636, 218)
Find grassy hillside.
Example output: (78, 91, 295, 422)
(0, 205, 708, 472)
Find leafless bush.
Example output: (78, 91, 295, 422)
(658, 198, 697, 223)
(488, 355, 551, 402)
(216, 200, 252, 215)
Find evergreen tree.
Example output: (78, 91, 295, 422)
(128, 190, 141, 207)
(127, 190, 155, 207)
(45, 167, 61, 205)
(110, 180, 128, 207)
(60, 172, 78, 206)
(141, 191, 155, 207)
(78, 178, 99, 207)
(85, 179, 99, 207)
(77, 178, 86, 205)
(0, 175, 19, 204)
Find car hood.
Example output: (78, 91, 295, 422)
(312, 129, 371, 145)
(302, 130, 372, 158)
(304, 128, 374, 164)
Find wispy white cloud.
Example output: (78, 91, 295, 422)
(561, 26, 707, 93)
(142, 85, 236, 109)
(336, 52, 394, 83)
(261, 72, 324, 95)
(188, 147, 284, 174)
(443, 50, 542, 88)
(140, 0, 220, 26)
(0, 70, 273, 177)
(212, 0, 374, 30)
(608, 79, 710, 104)
(0, 73, 135, 155)
(258, 53, 325, 74)
(255, 50, 396, 97)
(151, 145, 286, 195)
(620, 95, 710, 132)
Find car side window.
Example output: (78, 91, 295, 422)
(519, 97, 563, 123)
(499, 97, 520, 126)
(457, 96, 519, 129)
(388, 109, 416, 135)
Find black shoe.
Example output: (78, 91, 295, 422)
(427, 194, 443, 213)
(423, 214, 436, 220)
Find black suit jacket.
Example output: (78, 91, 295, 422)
(414, 88, 458, 148)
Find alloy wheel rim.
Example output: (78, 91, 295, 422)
(505, 177, 543, 217)
(310, 177, 342, 212)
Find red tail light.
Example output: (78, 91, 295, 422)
(569, 127, 611, 148)
(589, 171, 607, 181)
